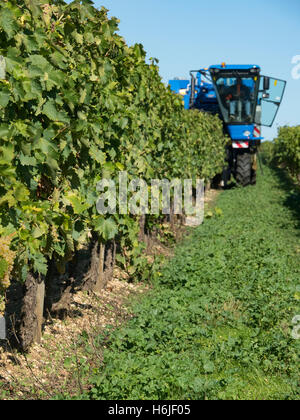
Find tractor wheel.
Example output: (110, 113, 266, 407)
(236, 151, 252, 187)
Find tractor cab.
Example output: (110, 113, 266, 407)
(209, 64, 286, 128)
(209, 65, 261, 125)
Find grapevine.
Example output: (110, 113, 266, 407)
(0, 0, 227, 309)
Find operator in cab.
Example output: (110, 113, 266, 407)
(225, 78, 252, 123)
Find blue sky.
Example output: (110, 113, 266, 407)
(90, 0, 300, 140)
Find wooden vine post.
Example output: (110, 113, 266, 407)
(19, 273, 45, 350)
(94, 241, 105, 293)
(35, 278, 45, 343)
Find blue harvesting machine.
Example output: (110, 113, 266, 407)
(169, 64, 286, 186)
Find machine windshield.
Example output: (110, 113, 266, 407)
(214, 76, 259, 124)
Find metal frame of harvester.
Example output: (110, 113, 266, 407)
(169, 64, 286, 187)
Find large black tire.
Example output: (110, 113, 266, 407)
(236, 151, 252, 187)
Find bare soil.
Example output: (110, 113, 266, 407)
(0, 274, 148, 399)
